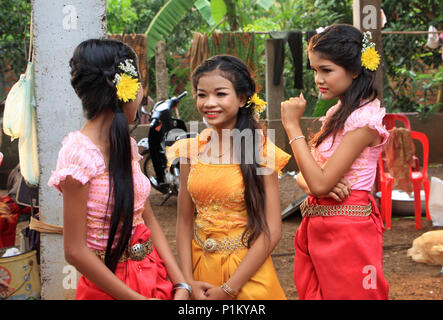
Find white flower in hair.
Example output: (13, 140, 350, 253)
(111, 59, 141, 102)
(112, 73, 122, 85)
(361, 31, 380, 71)
(118, 59, 138, 77)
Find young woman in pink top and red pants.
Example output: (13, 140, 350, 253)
(49, 39, 190, 300)
(281, 24, 390, 300)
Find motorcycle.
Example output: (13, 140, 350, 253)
(137, 91, 197, 205)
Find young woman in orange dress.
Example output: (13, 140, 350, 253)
(167, 55, 290, 300)
(281, 24, 390, 299)
(48, 39, 190, 300)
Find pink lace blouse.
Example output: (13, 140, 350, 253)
(48, 131, 149, 251)
(313, 99, 389, 191)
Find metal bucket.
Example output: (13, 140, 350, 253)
(281, 195, 308, 220)
(375, 189, 426, 216)
(0, 248, 41, 300)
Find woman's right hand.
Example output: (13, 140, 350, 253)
(190, 280, 215, 300)
(281, 93, 307, 130)
(318, 178, 351, 202)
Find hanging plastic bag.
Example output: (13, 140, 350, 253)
(429, 176, 443, 227)
(426, 26, 440, 49)
(4, 61, 39, 186)
(18, 63, 39, 186)
(3, 12, 39, 186)
(2, 62, 34, 141)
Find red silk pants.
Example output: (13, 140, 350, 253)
(294, 190, 389, 300)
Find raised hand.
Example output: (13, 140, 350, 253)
(281, 93, 307, 130)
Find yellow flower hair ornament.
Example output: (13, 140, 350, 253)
(113, 59, 141, 102)
(246, 93, 267, 117)
(361, 31, 380, 71)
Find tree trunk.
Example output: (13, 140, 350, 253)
(224, 0, 239, 31)
(155, 41, 168, 101)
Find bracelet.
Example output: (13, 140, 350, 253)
(220, 282, 239, 298)
(173, 282, 192, 294)
(289, 135, 305, 144)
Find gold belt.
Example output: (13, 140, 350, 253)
(194, 224, 249, 254)
(300, 198, 372, 218)
(94, 239, 153, 263)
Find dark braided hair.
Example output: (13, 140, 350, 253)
(192, 55, 269, 247)
(308, 24, 378, 148)
(70, 39, 140, 272)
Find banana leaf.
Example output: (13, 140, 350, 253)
(210, 0, 227, 25)
(195, 0, 215, 27)
(256, 0, 274, 10)
(145, 0, 198, 61)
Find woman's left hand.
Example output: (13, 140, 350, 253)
(202, 287, 234, 300)
(281, 93, 307, 130)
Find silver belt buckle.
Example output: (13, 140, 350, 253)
(203, 238, 218, 252)
(129, 242, 147, 261)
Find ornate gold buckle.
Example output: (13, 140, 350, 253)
(203, 238, 218, 252)
(127, 239, 153, 261)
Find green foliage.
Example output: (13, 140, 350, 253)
(107, 0, 138, 34)
(312, 97, 338, 117)
(0, 0, 31, 101)
(107, 0, 161, 34)
(210, 0, 227, 26)
(195, 0, 216, 27)
(241, 0, 352, 116)
(381, 0, 442, 115)
(145, 0, 199, 61)
(385, 66, 443, 116)
(105, 0, 441, 118)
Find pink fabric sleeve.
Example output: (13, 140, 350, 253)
(48, 136, 105, 193)
(342, 99, 389, 146)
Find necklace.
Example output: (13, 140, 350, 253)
(202, 142, 231, 159)
(213, 150, 227, 158)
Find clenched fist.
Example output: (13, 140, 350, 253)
(281, 93, 306, 130)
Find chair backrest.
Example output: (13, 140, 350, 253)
(383, 113, 411, 130)
(377, 114, 414, 187)
(409, 130, 429, 177)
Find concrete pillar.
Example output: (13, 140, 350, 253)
(32, 0, 106, 299)
(353, 0, 383, 100)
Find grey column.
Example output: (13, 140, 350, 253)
(32, 0, 106, 299)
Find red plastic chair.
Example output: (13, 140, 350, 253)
(383, 113, 411, 131)
(383, 114, 419, 174)
(409, 131, 431, 228)
(378, 130, 431, 229)
(376, 114, 410, 192)
(376, 114, 419, 192)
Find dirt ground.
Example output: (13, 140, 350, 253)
(147, 165, 443, 300)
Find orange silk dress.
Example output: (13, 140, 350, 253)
(167, 128, 291, 300)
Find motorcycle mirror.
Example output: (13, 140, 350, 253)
(141, 106, 149, 114)
(155, 101, 170, 112)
